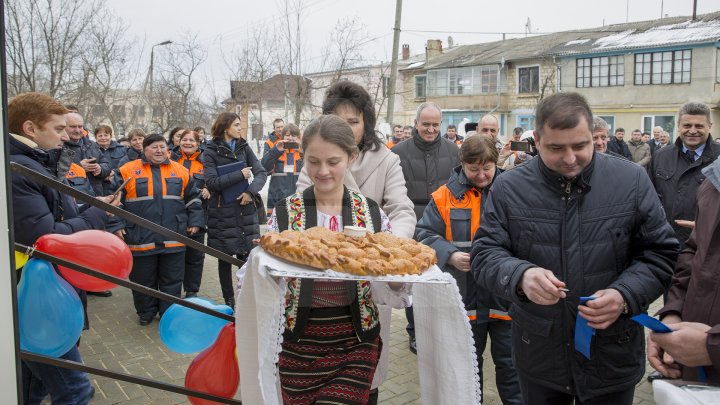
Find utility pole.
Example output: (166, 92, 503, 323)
(692, 0, 697, 20)
(385, 0, 402, 124)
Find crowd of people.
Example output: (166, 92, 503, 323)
(8, 80, 720, 405)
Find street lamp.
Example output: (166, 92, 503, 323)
(147, 40, 173, 97)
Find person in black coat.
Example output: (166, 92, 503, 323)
(471, 93, 678, 404)
(9, 92, 118, 405)
(606, 127, 632, 160)
(202, 112, 267, 308)
(94, 124, 128, 195)
(118, 129, 146, 168)
(64, 112, 112, 196)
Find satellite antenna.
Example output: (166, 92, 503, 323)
(525, 18, 532, 36)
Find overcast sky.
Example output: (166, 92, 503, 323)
(109, 0, 719, 100)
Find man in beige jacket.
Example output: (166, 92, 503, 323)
(627, 129, 651, 167)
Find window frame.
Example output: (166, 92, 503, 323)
(426, 65, 499, 97)
(576, 55, 624, 88)
(634, 49, 691, 85)
(414, 75, 427, 99)
(517, 65, 540, 94)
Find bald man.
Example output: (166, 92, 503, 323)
(63, 112, 111, 196)
(477, 114, 504, 151)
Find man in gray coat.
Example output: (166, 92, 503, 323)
(392, 101, 459, 353)
(471, 92, 678, 404)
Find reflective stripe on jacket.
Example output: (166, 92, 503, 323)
(118, 157, 204, 255)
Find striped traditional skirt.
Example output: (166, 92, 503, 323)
(278, 306, 382, 405)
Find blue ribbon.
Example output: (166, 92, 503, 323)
(574, 296, 596, 360)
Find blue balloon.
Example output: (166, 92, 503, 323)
(18, 258, 84, 358)
(159, 297, 233, 354)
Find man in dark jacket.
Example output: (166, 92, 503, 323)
(64, 112, 111, 195)
(606, 127, 633, 160)
(471, 92, 678, 404)
(9, 92, 118, 405)
(392, 102, 460, 219)
(650, 156, 720, 385)
(392, 101, 460, 353)
(648, 102, 720, 249)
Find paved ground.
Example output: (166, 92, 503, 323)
(77, 254, 661, 404)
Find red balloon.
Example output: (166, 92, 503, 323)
(185, 323, 239, 405)
(35, 230, 132, 292)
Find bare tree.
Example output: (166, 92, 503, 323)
(79, 8, 137, 131)
(275, 0, 309, 124)
(225, 27, 279, 134)
(150, 34, 208, 132)
(5, 0, 105, 99)
(320, 16, 370, 84)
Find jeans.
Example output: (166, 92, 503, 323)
(472, 320, 522, 405)
(22, 345, 93, 405)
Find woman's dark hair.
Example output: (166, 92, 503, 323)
(168, 127, 184, 144)
(302, 115, 358, 158)
(143, 133, 167, 149)
(211, 112, 241, 141)
(193, 126, 205, 134)
(460, 135, 498, 165)
(321, 81, 381, 153)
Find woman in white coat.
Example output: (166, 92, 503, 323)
(296, 81, 416, 404)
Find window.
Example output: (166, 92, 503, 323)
(426, 66, 499, 96)
(642, 115, 675, 140)
(382, 76, 391, 97)
(92, 104, 106, 116)
(414, 75, 427, 99)
(576, 56, 624, 87)
(516, 115, 535, 131)
(634, 50, 691, 85)
(112, 105, 125, 117)
(133, 105, 146, 118)
(518, 66, 539, 93)
(597, 115, 615, 133)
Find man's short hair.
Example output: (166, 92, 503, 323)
(272, 118, 285, 126)
(513, 127, 524, 136)
(142, 133, 167, 149)
(642, 131, 650, 136)
(393, 124, 402, 130)
(446, 124, 457, 130)
(403, 125, 413, 131)
(615, 127, 625, 134)
(8, 93, 69, 136)
(415, 102, 442, 122)
(535, 92, 592, 137)
(678, 102, 712, 124)
(632, 129, 642, 134)
(592, 117, 609, 133)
